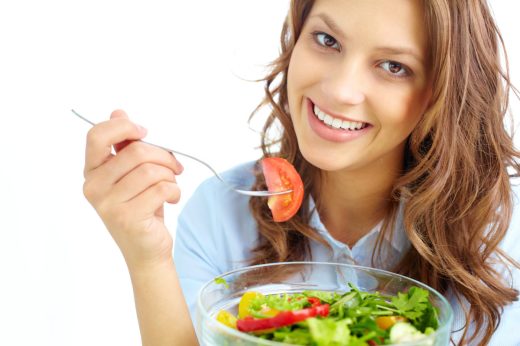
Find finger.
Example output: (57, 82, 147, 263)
(84, 159, 176, 206)
(127, 181, 181, 216)
(84, 132, 183, 205)
(109, 163, 176, 203)
(111, 109, 128, 119)
(104, 109, 183, 174)
(87, 140, 183, 188)
(84, 113, 147, 175)
(115, 141, 184, 176)
(111, 110, 136, 153)
(114, 139, 134, 154)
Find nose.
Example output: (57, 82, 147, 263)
(320, 58, 366, 105)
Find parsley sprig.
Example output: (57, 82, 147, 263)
(390, 286, 439, 332)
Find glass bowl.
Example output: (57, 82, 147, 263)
(197, 262, 453, 346)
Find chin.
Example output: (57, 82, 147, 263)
(299, 146, 353, 172)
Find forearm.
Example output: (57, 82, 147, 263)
(128, 259, 198, 346)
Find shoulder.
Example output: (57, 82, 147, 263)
(183, 161, 259, 222)
(194, 160, 259, 197)
(490, 178, 520, 290)
(510, 176, 520, 204)
(174, 161, 262, 320)
(175, 161, 260, 271)
(503, 178, 520, 261)
(488, 178, 520, 346)
(179, 159, 259, 223)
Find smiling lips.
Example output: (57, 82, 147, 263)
(312, 104, 369, 131)
(306, 98, 371, 143)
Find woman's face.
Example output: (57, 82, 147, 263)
(287, 0, 431, 172)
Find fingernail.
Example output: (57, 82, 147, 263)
(177, 161, 184, 173)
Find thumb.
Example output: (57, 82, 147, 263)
(110, 109, 144, 153)
(110, 109, 129, 120)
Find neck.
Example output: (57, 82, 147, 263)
(315, 150, 403, 247)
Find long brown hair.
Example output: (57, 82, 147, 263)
(248, 0, 519, 344)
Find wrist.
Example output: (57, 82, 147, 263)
(125, 255, 175, 276)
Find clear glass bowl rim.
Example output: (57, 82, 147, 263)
(197, 261, 454, 346)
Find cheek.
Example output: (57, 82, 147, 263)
(376, 86, 428, 133)
(287, 43, 321, 110)
(287, 47, 306, 109)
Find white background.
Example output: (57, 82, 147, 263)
(0, 1, 518, 345)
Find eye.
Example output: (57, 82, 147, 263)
(313, 32, 340, 50)
(378, 61, 411, 78)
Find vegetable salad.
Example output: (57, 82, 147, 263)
(215, 283, 439, 345)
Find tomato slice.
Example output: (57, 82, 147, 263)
(261, 157, 304, 222)
(236, 304, 330, 332)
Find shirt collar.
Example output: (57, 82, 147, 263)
(307, 195, 410, 255)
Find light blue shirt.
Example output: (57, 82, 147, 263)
(174, 162, 520, 346)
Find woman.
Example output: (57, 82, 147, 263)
(83, 0, 520, 345)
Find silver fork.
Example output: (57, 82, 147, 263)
(72, 109, 292, 197)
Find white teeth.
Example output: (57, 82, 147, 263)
(340, 121, 351, 129)
(314, 105, 325, 120)
(313, 104, 367, 131)
(323, 114, 333, 125)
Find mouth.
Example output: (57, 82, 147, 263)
(311, 101, 371, 131)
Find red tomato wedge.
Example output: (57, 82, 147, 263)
(236, 304, 330, 332)
(261, 157, 304, 222)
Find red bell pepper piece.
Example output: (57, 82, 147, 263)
(236, 304, 330, 332)
(307, 297, 321, 307)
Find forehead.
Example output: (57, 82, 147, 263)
(307, 0, 429, 55)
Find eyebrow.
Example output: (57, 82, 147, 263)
(308, 13, 348, 39)
(308, 13, 424, 65)
(373, 46, 424, 65)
